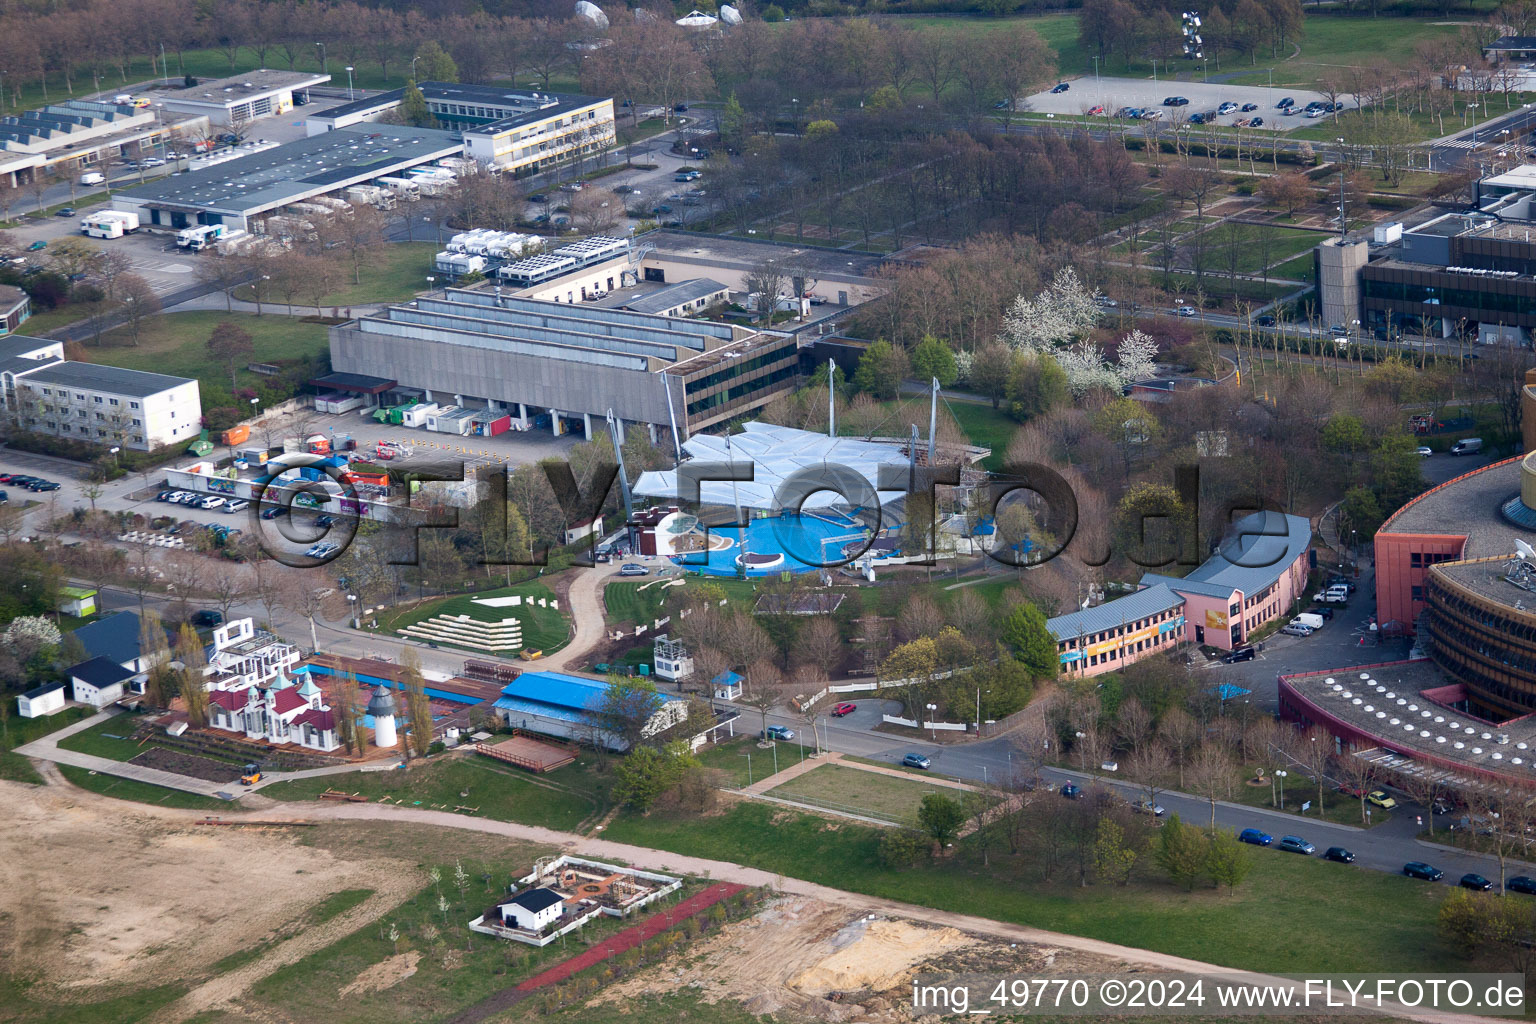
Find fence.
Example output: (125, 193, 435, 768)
(882, 714, 969, 731)
(828, 681, 879, 694)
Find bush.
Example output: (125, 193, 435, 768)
(428, 740, 446, 754)
(204, 406, 241, 431)
(878, 827, 932, 868)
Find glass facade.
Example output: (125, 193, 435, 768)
(1424, 568, 1536, 719)
(682, 338, 800, 425)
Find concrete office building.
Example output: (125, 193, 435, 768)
(112, 123, 461, 233)
(307, 82, 615, 176)
(1319, 166, 1536, 345)
(0, 98, 201, 189)
(325, 287, 799, 445)
(12, 361, 201, 451)
(153, 70, 330, 128)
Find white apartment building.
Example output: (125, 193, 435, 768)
(13, 361, 201, 451)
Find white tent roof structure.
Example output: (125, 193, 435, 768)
(633, 423, 913, 511)
(676, 8, 720, 26)
(574, 1, 609, 28)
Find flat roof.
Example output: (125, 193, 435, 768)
(16, 360, 194, 398)
(118, 123, 462, 214)
(0, 284, 27, 309)
(641, 230, 887, 282)
(1283, 661, 1536, 783)
(159, 69, 330, 107)
(1380, 458, 1526, 559)
(313, 81, 605, 133)
(1047, 582, 1185, 641)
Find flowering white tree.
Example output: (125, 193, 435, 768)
(3, 615, 61, 667)
(1058, 342, 1125, 397)
(999, 266, 1101, 353)
(952, 350, 974, 387)
(1114, 329, 1159, 386)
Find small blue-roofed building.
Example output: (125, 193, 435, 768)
(492, 671, 687, 751)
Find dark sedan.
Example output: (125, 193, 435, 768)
(1460, 873, 1494, 891)
(1321, 847, 1356, 863)
(1403, 861, 1444, 881)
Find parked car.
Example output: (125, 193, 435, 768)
(1168, 96, 1189, 106)
(1240, 103, 1259, 112)
(1050, 82, 1070, 94)
(831, 702, 857, 717)
(313, 514, 336, 528)
(558, 181, 583, 192)
(1223, 646, 1256, 663)
(1238, 828, 1273, 846)
(1141, 109, 1164, 120)
(55, 207, 75, 217)
(1234, 118, 1253, 128)
(223, 499, 249, 513)
(1280, 623, 1314, 637)
(1507, 875, 1536, 895)
(1176, 304, 1197, 317)
(1322, 846, 1356, 863)
(1461, 873, 1494, 891)
(1277, 96, 1295, 108)
(0, 490, 7, 505)
(1061, 783, 1083, 799)
(673, 103, 689, 112)
(1309, 605, 1335, 620)
(1277, 835, 1315, 854)
(1132, 799, 1166, 816)
(1087, 104, 1104, 115)
(1188, 112, 1207, 124)
(1248, 117, 1263, 127)
(1217, 101, 1239, 115)
(155, 490, 176, 502)
(764, 725, 794, 741)
(902, 753, 931, 770)
(304, 541, 339, 559)
(190, 610, 224, 628)
(1367, 789, 1397, 809)
(1282, 106, 1301, 116)
(197, 496, 225, 510)
(26, 240, 46, 251)
(259, 506, 287, 520)
(618, 563, 648, 577)
(28, 480, 58, 491)
(528, 193, 548, 203)
(1255, 314, 1277, 327)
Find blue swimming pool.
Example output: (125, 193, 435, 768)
(669, 510, 886, 577)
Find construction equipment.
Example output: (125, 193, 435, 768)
(239, 763, 262, 786)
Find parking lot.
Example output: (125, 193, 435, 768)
(266, 408, 584, 476)
(1025, 76, 1351, 131)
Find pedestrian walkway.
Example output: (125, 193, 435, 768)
(740, 749, 843, 795)
(15, 709, 234, 798)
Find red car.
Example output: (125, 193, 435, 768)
(831, 702, 857, 717)
(1088, 104, 1105, 115)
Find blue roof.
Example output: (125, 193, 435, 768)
(712, 671, 742, 687)
(493, 695, 589, 724)
(499, 671, 612, 712)
(72, 611, 141, 666)
(1215, 683, 1252, 700)
(1046, 583, 1185, 641)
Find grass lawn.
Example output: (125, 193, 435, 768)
(1271, 252, 1317, 282)
(602, 801, 1448, 974)
(57, 763, 231, 810)
(0, 975, 188, 1024)
(601, 576, 758, 628)
(246, 865, 701, 1024)
(1225, 771, 1392, 828)
(768, 763, 960, 824)
(16, 307, 94, 336)
(234, 242, 438, 309)
(695, 736, 772, 790)
(0, 704, 92, 783)
(81, 310, 329, 411)
(375, 580, 570, 655)
(56, 717, 146, 761)
(260, 754, 608, 832)
(1193, 223, 1330, 276)
(942, 399, 1018, 471)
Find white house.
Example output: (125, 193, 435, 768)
(13, 361, 202, 452)
(207, 675, 339, 752)
(17, 680, 67, 718)
(498, 888, 565, 933)
(205, 618, 301, 691)
(68, 656, 135, 707)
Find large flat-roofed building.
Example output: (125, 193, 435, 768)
(152, 70, 330, 128)
(0, 334, 64, 411)
(326, 285, 799, 445)
(1320, 169, 1536, 347)
(307, 82, 614, 176)
(111, 123, 462, 233)
(636, 231, 889, 308)
(12, 360, 201, 451)
(0, 98, 198, 189)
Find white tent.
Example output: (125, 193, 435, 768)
(719, 4, 743, 25)
(574, 1, 609, 29)
(676, 8, 720, 27)
(633, 423, 912, 511)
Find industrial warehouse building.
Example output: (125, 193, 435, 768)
(151, 69, 330, 128)
(111, 122, 462, 233)
(325, 283, 800, 445)
(306, 82, 615, 176)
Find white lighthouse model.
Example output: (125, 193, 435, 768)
(367, 684, 398, 749)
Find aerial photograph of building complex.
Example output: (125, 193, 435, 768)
(9, 0, 1536, 1021)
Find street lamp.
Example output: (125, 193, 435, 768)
(347, 592, 358, 628)
(425, 274, 436, 297)
(108, 444, 121, 470)
(411, 56, 421, 82)
(255, 273, 270, 316)
(249, 395, 260, 420)
(315, 42, 327, 73)
(345, 65, 355, 101)
(1275, 769, 1288, 808)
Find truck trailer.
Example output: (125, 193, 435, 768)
(80, 211, 140, 239)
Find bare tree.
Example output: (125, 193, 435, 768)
(1187, 741, 1235, 831)
(115, 273, 160, 345)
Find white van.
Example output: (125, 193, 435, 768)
(79, 171, 105, 186)
(1450, 438, 1483, 456)
(1295, 612, 1325, 630)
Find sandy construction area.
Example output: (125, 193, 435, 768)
(0, 780, 408, 994)
(591, 895, 1130, 1022)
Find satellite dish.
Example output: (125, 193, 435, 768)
(1518, 538, 1536, 561)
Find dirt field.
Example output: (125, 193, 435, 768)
(589, 895, 1130, 1022)
(129, 747, 245, 783)
(0, 780, 419, 1015)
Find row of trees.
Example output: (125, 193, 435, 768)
(1080, 0, 1304, 69)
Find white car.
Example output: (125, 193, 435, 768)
(223, 498, 250, 513)
(1416, 446, 1433, 458)
(197, 495, 225, 510)
(1176, 305, 1198, 317)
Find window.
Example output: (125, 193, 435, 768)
(93, 396, 103, 403)
(109, 398, 118, 406)
(41, 388, 50, 395)
(1411, 553, 1423, 568)
(1412, 585, 1424, 600)
(130, 401, 139, 409)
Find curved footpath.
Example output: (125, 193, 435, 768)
(18, 774, 1504, 1024)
